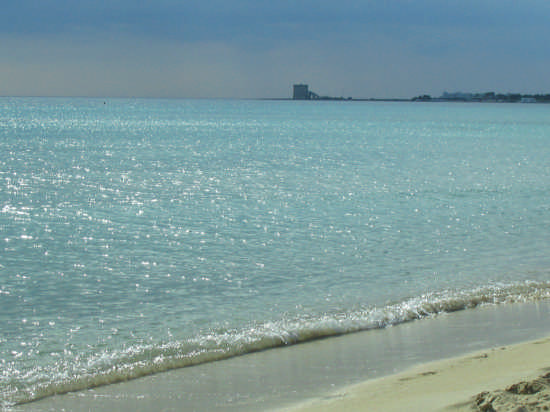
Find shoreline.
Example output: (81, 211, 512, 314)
(280, 335, 550, 412)
(13, 300, 550, 412)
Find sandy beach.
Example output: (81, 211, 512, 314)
(14, 301, 550, 412)
(281, 335, 550, 412)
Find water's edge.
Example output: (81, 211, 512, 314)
(14, 298, 550, 412)
(6, 280, 550, 408)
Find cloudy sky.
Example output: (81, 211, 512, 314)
(1, 0, 549, 98)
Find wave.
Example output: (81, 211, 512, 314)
(4, 280, 550, 408)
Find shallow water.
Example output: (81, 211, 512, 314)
(15, 301, 550, 412)
(1, 98, 550, 406)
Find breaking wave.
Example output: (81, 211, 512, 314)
(4, 280, 550, 408)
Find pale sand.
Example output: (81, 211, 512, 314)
(281, 336, 550, 412)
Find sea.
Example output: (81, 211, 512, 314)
(1, 97, 550, 408)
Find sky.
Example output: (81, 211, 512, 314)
(1, 0, 550, 98)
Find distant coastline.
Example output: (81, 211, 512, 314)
(412, 91, 550, 103)
(257, 97, 411, 102)
(278, 84, 550, 103)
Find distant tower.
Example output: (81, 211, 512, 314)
(293, 84, 310, 100)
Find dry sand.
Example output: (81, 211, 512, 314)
(281, 336, 550, 412)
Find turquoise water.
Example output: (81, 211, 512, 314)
(1, 98, 550, 406)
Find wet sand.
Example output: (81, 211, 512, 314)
(281, 335, 550, 412)
(14, 301, 550, 412)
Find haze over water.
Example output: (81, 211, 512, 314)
(1, 98, 550, 406)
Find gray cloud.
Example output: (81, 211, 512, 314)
(1, 1, 550, 97)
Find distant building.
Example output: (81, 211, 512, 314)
(293, 84, 310, 100)
(292, 84, 341, 100)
